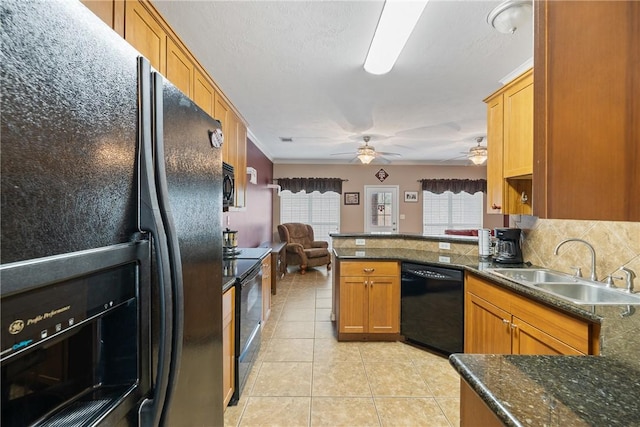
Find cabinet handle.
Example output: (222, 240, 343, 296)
(510, 323, 518, 330)
(370, 281, 374, 287)
(363, 268, 375, 273)
(491, 203, 502, 210)
(502, 319, 509, 325)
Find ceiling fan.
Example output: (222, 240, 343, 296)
(442, 137, 488, 165)
(331, 136, 402, 164)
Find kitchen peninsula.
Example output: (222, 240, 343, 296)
(331, 233, 640, 426)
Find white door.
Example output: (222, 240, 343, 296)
(364, 186, 399, 233)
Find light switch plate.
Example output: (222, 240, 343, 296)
(355, 239, 366, 246)
(439, 242, 451, 250)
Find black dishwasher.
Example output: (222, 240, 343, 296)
(400, 262, 464, 355)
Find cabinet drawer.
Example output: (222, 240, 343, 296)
(341, 261, 399, 277)
(465, 273, 511, 311)
(510, 294, 590, 354)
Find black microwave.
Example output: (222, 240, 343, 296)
(223, 162, 234, 211)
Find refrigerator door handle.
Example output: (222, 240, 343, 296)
(137, 57, 173, 427)
(151, 71, 185, 425)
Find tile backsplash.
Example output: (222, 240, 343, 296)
(513, 216, 640, 288)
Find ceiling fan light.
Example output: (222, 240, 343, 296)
(487, 0, 532, 34)
(357, 153, 376, 164)
(364, 0, 429, 75)
(468, 144, 487, 165)
(469, 153, 488, 165)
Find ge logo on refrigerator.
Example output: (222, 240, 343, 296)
(9, 320, 24, 335)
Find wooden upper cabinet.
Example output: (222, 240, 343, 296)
(484, 69, 533, 215)
(194, 69, 215, 118)
(166, 38, 194, 98)
(81, 0, 114, 27)
(503, 70, 533, 178)
(485, 93, 504, 213)
(124, 0, 166, 74)
(214, 93, 231, 162)
(235, 119, 247, 208)
(534, 0, 640, 221)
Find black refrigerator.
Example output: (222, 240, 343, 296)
(1, 1, 224, 426)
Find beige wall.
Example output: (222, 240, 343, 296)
(273, 163, 503, 235)
(517, 216, 640, 286)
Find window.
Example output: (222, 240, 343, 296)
(422, 191, 483, 235)
(280, 191, 340, 245)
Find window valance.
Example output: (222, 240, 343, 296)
(276, 177, 344, 194)
(419, 179, 486, 195)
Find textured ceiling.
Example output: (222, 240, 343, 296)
(152, 0, 533, 165)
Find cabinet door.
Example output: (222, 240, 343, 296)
(234, 120, 247, 208)
(222, 287, 235, 407)
(124, 0, 165, 74)
(510, 292, 593, 354)
(367, 276, 399, 334)
(464, 292, 512, 354)
(194, 69, 215, 117)
(214, 93, 231, 163)
(485, 93, 504, 213)
(166, 38, 194, 98)
(533, 0, 640, 221)
(511, 317, 584, 355)
(339, 277, 367, 334)
(261, 257, 271, 322)
(81, 0, 114, 27)
(503, 70, 533, 178)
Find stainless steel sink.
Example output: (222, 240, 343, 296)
(486, 268, 640, 305)
(487, 268, 577, 283)
(534, 282, 640, 305)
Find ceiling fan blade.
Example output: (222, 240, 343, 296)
(438, 154, 468, 163)
(376, 151, 401, 157)
(330, 152, 357, 156)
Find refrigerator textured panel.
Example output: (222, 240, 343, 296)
(161, 82, 224, 425)
(0, 1, 140, 263)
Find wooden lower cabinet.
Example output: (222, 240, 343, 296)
(261, 256, 271, 323)
(222, 286, 235, 408)
(460, 380, 503, 427)
(337, 261, 400, 340)
(465, 272, 598, 355)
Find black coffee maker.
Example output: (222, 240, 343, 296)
(493, 228, 523, 264)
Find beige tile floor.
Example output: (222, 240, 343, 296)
(224, 267, 461, 427)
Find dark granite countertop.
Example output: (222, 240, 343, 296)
(223, 276, 236, 293)
(330, 232, 478, 244)
(449, 354, 640, 427)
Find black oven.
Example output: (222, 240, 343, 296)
(0, 242, 150, 426)
(223, 162, 235, 212)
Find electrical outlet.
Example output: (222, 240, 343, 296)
(439, 242, 451, 250)
(355, 239, 366, 246)
(355, 251, 366, 257)
(400, 214, 406, 220)
(439, 256, 451, 263)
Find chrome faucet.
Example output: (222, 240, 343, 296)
(553, 238, 598, 281)
(616, 266, 637, 293)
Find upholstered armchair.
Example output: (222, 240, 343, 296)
(277, 223, 331, 274)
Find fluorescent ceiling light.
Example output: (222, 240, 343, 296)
(364, 0, 429, 75)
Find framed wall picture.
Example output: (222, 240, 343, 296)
(404, 191, 418, 202)
(344, 192, 360, 205)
